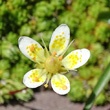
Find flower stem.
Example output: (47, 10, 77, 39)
(9, 87, 28, 95)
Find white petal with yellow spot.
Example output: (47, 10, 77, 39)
(51, 74, 70, 95)
(49, 24, 70, 56)
(23, 69, 46, 88)
(18, 36, 44, 62)
(62, 49, 90, 70)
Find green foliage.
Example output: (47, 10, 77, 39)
(94, 92, 106, 105)
(0, 79, 33, 104)
(68, 78, 86, 102)
(84, 64, 110, 110)
(0, 0, 110, 105)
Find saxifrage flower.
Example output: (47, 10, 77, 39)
(18, 24, 90, 95)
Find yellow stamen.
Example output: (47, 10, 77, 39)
(62, 85, 67, 90)
(44, 73, 51, 88)
(44, 84, 48, 88)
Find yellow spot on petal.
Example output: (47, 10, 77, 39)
(29, 53, 32, 56)
(30, 75, 32, 78)
(67, 52, 81, 68)
(35, 44, 37, 46)
(37, 48, 40, 51)
(56, 36, 58, 38)
(62, 32, 64, 34)
(61, 47, 64, 49)
(33, 54, 36, 57)
(59, 35, 62, 37)
(51, 36, 66, 51)
(26, 47, 29, 49)
(35, 70, 37, 73)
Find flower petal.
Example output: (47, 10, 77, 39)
(49, 24, 70, 56)
(23, 69, 46, 88)
(18, 36, 45, 62)
(62, 49, 90, 70)
(51, 74, 70, 95)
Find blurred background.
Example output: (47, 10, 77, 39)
(0, 0, 110, 108)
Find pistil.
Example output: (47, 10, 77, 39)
(45, 56, 61, 74)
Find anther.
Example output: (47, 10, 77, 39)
(52, 52, 57, 56)
(34, 77, 39, 82)
(58, 56, 62, 61)
(32, 57, 36, 61)
(30, 44, 35, 52)
(62, 85, 67, 90)
(44, 84, 48, 88)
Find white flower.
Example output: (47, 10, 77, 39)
(18, 24, 90, 95)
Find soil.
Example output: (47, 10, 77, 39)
(0, 90, 110, 110)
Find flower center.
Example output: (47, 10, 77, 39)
(45, 56, 61, 74)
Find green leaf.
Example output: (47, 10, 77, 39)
(84, 63, 110, 110)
